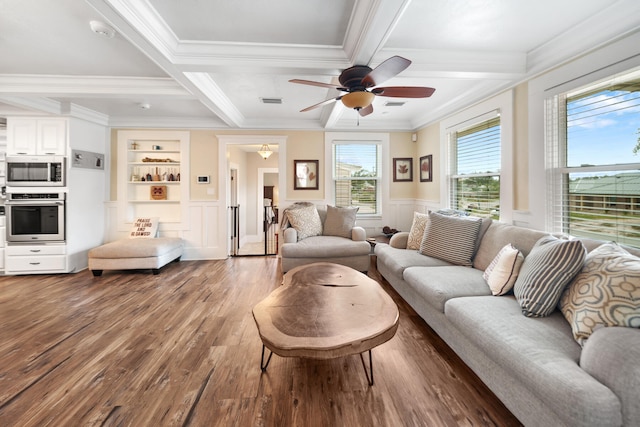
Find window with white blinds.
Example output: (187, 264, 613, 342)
(449, 116, 501, 218)
(333, 143, 381, 214)
(546, 70, 640, 246)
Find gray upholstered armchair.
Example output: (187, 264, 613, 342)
(280, 203, 371, 272)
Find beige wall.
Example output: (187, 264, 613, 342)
(415, 123, 440, 203)
(388, 132, 415, 199)
(283, 130, 325, 200)
(190, 130, 218, 200)
(513, 82, 529, 211)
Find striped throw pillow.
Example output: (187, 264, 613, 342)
(419, 212, 482, 266)
(514, 236, 586, 317)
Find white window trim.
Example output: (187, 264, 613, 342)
(439, 90, 514, 223)
(528, 31, 640, 232)
(324, 132, 389, 220)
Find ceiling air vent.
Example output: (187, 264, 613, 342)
(384, 101, 406, 107)
(260, 97, 283, 104)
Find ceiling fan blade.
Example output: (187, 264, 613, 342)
(359, 104, 373, 117)
(361, 56, 411, 88)
(372, 86, 436, 98)
(289, 79, 346, 91)
(300, 96, 341, 112)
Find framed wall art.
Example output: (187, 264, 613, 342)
(420, 155, 432, 182)
(294, 160, 319, 190)
(393, 157, 413, 182)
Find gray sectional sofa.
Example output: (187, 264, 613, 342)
(375, 219, 640, 427)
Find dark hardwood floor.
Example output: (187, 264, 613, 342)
(0, 257, 521, 426)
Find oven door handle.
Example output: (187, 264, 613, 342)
(6, 201, 64, 206)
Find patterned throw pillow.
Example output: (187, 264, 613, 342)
(559, 242, 640, 346)
(407, 212, 429, 250)
(323, 205, 359, 238)
(514, 236, 586, 317)
(129, 217, 159, 238)
(286, 204, 322, 241)
(483, 244, 524, 295)
(419, 212, 482, 266)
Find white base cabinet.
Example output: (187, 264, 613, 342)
(5, 244, 67, 274)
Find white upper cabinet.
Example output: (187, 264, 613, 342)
(7, 118, 67, 156)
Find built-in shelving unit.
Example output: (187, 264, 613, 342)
(117, 130, 190, 226)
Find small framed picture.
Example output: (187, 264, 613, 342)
(294, 160, 319, 190)
(420, 155, 433, 182)
(393, 158, 413, 182)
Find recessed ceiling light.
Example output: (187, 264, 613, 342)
(90, 20, 116, 38)
(139, 103, 151, 110)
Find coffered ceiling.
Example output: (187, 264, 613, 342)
(1, 0, 639, 131)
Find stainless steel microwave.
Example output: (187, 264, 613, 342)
(6, 155, 66, 187)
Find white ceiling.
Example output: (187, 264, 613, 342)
(1, 0, 639, 131)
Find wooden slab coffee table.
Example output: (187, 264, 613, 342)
(252, 262, 399, 385)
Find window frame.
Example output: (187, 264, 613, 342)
(439, 90, 514, 223)
(324, 132, 389, 220)
(544, 73, 640, 245)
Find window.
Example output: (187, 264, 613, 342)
(449, 115, 501, 218)
(333, 143, 381, 214)
(547, 70, 640, 246)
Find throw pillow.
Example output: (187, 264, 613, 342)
(129, 217, 159, 238)
(483, 243, 524, 296)
(286, 204, 323, 240)
(419, 212, 482, 266)
(407, 212, 429, 250)
(323, 205, 359, 238)
(559, 242, 640, 346)
(514, 236, 586, 317)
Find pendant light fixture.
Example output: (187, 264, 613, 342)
(257, 144, 272, 160)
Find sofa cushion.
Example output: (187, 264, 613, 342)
(286, 204, 323, 240)
(473, 222, 549, 271)
(483, 243, 524, 295)
(404, 266, 490, 312)
(559, 242, 640, 345)
(419, 212, 482, 266)
(445, 296, 622, 427)
(323, 205, 358, 238)
(374, 245, 452, 278)
(281, 235, 370, 258)
(407, 211, 429, 250)
(514, 236, 586, 317)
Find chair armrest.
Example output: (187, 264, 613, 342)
(283, 227, 298, 243)
(581, 327, 640, 426)
(351, 226, 366, 241)
(390, 231, 409, 249)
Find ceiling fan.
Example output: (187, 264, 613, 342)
(289, 55, 435, 117)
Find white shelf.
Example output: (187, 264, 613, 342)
(129, 161, 180, 165)
(127, 200, 180, 203)
(128, 150, 179, 154)
(129, 181, 181, 184)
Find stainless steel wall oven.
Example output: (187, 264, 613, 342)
(6, 192, 65, 242)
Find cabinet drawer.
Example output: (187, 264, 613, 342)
(6, 255, 66, 272)
(6, 245, 66, 256)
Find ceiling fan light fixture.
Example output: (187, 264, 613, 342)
(341, 91, 375, 110)
(257, 144, 272, 160)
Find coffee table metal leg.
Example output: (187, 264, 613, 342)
(260, 344, 274, 371)
(359, 350, 374, 386)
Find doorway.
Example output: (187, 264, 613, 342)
(221, 136, 286, 257)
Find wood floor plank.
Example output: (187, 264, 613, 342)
(0, 257, 521, 426)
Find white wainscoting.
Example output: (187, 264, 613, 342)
(104, 200, 228, 260)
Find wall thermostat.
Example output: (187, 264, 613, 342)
(197, 175, 210, 184)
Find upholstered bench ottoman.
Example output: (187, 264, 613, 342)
(88, 237, 184, 276)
